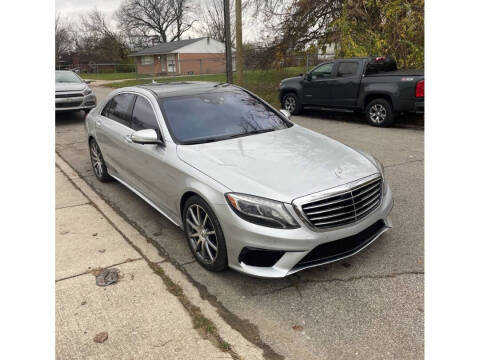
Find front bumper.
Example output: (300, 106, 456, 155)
(55, 93, 97, 111)
(213, 183, 394, 278)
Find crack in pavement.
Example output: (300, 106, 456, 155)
(250, 270, 424, 296)
(384, 159, 423, 169)
(295, 270, 424, 285)
(55, 257, 143, 283)
(56, 202, 91, 210)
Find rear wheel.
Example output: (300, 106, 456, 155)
(183, 196, 228, 272)
(365, 98, 395, 127)
(89, 138, 113, 182)
(282, 92, 303, 115)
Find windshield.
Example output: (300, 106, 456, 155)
(55, 71, 83, 83)
(160, 90, 292, 144)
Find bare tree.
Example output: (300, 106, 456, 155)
(116, 0, 196, 44)
(55, 14, 75, 63)
(198, 0, 233, 44)
(197, 0, 252, 46)
(75, 10, 129, 62)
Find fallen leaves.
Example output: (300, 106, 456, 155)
(93, 331, 108, 343)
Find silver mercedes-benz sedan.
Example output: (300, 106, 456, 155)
(85, 82, 393, 278)
(55, 70, 96, 113)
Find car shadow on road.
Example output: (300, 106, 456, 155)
(55, 111, 87, 126)
(302, 108, 424, 130)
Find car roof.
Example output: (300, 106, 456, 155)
(137, 81, 237, 99)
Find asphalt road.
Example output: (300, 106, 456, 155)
(55, 86, 424, 360)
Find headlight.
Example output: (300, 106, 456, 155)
(225, 193, 299, 229)
(83, 87, 92, 96)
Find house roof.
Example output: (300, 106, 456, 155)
(129, 37, 207, 57)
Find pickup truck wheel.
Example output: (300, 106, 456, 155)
(282, 93, 302, 115)
(365, 99, 394, 127)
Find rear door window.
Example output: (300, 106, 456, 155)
(337, 62, 359, 77)
(131, 96, 159, 131)
(105, 93, 136, 127)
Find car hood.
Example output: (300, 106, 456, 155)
(177, 125, 379, 203)
(55, 82, 87, 92)
(281, 76, 303, 84)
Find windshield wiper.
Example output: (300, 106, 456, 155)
(182, 129, 277, 145)
(244, 128, 276, 136)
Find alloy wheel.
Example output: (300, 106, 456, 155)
(369, 104, 387, 124)
(90, 141, 104, 178)
(185, 204, 218, 264)
(284, 96, 296, 113)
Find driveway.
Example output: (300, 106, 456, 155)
(55, 86, 424, 360)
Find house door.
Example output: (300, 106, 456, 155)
(167, 54, 176, 73)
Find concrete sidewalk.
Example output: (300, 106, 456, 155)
(55, 155, 263, 360)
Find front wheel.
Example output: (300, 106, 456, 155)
(282, 92, 303, 115)
(365, 99, 395, 127)
(183, 196, 228, 272)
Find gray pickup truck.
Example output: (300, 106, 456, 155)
(279, 56, 424, 127)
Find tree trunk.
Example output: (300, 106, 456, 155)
(235, 0, 243, 86)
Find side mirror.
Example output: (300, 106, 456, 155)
(305, 73, 312, 81)
(280, 109, 291, 120)
(298, 73, 303, 77)
(84, 80, 92, 84)
(131, 129, 163, 145)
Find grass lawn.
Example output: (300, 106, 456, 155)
(79, 72, 138, 81)
(102, 67, 305, 109)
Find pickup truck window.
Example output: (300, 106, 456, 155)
(337, 62, 359, 77)
(311, 63, 333, 80)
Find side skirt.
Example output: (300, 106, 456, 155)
(109, 173, 182, 228)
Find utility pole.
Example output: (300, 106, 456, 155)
(235, 0, 243, 86)
(223, 0, 233, 83)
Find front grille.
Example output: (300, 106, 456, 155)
(56, 101, 83, 108)
(294, 220, 386, 269)
(301, 176, 383, 229)
(56, 93, 83, 98)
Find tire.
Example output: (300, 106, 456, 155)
(89, 138, 113, 182)
(282, 92, 303, 115)
(365, 98, 395, 127)
(182, 195, 228, 272)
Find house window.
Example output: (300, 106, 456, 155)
(141, 56, 154, 65)
(167, 54, 176, 72)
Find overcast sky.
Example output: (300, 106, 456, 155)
(55, 0, 260, 42)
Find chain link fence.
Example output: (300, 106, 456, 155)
(55, 53, 336, 108)
(55, 52, 334, 79)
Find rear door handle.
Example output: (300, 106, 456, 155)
(96, 119, 103, 127)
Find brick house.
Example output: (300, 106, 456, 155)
(130, 37, 234, 76)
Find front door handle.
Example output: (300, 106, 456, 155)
(123, 135, 133, 143)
